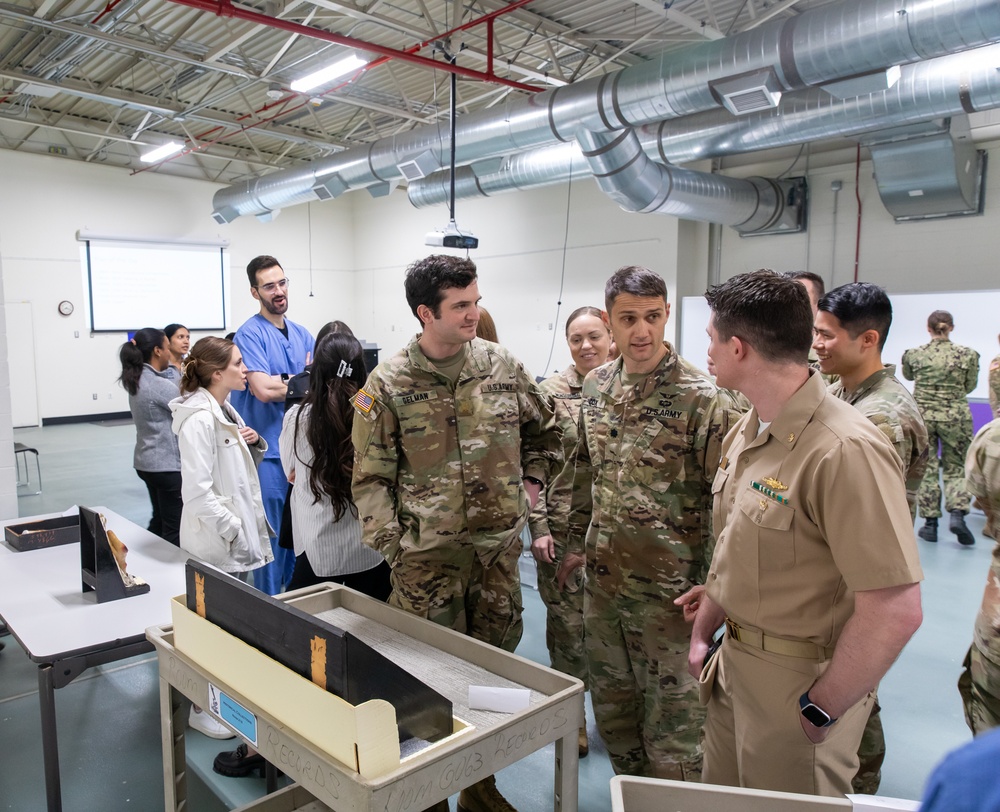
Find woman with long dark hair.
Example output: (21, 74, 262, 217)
(118, 327, 182, 545)
(279, 332, 390, 597)
(163, 323, 190, 376)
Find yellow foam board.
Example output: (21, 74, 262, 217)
(171, 596, 401, 778)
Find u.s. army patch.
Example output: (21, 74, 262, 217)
(354, 388, 375, 414)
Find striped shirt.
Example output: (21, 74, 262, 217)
(279, 404, 385, 576)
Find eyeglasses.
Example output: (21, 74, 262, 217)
(254, 277, 289, 294)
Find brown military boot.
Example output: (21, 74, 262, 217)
(457, 775, 517, 812)
(578, 726, 589, 757)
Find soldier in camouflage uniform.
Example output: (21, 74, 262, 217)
(528, 306, 612, 758)
(987, 341, 1000, 541)
(960, 418, 1000, 733)
(351, 255, 561, 812)
(990, 342, 1000, 420)
(813, 283, 930, 795)
(902, 311, 979, 544)
(566, 266, 738, 780)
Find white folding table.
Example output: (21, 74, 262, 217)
(0, 507, 190, 812)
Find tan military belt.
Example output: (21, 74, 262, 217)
(724, 618, 834, 661)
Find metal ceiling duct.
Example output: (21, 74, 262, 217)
(861, 118, 985, 220)
(406, 42, 1000, 211)
(640, 42, 1000, 164)
(576, 130, 805, 234)
(212, 0, 1000, 222)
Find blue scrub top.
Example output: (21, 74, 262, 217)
(231, 314, 313, 459)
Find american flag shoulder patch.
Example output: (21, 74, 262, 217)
(354, 388, 375, 413)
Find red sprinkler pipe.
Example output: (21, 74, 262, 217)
(163, 0, 541, 93)
(134, 0, 541, 173)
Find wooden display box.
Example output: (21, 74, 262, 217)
(150, 582, 585, 812)
(170, 596, 472, 778)
(4, 515, 79, 552)
(184, 561, 453, 744)
(610, 777, 919, 811)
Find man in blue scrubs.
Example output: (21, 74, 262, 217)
(231, 255, 313, 594)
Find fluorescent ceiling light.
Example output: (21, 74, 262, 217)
(140, 141, 184, 163)
(15, 82, 60, 98)
(290, 54, 366, 93)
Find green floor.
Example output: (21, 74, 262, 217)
(0, 421, 991, 809)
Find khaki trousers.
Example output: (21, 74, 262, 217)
(702, 636, 872, 796)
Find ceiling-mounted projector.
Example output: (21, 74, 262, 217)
(425, 220, 478, 250)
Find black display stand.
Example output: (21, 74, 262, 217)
(185, 560, 453, 743)
(79, 506, 150, 603)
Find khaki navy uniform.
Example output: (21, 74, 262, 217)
(829, 363, 928, 794)
(352, 336, 561, 651)
(902, 338, 979, 518)
(703, 372, 923, 796)
(960, 418, 1000, 733)
(527, 366, 588, 684)
(569, 343, 739, 779)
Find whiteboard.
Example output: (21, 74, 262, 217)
(680, 289, 1000, 400)
(83, 241, 228, 332)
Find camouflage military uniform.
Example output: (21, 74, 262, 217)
(987, 353, 1000, 541)
(902, 339, 979, 518)
(831, 364, 929, 522)
(960, 419, 1000, 733)
(990, 354, 1000, 420)
(568, 343, 738, 779)
(527, 366, 588, 684)
(722, 387, 751, 414)
(351, 336, 561, 652)
(830, 364, 929, 795)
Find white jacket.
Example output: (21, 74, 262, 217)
(170, 388, 273, 573)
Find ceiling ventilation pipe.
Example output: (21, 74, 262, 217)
(575, 129, 802, 233)
(407, 42, 1000, 209)
(641, 41, 1000, 164)
(212, 0, 1000, 222)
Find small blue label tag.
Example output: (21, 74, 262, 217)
(208, 682, 258, 747)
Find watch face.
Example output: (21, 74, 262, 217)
(801, 702, 832, 727)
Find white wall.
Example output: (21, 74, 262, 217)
(350, 178, 682, 379)
(0, 251, 17, 518)
(0, 151, 355, 421)
(712, 141, 1000, 294)
(5, 137, 1000, 422)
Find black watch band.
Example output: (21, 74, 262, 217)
(799, 691, 837, 728)
(523, 475, 543, 486)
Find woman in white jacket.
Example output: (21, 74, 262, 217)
(171, 336, 273, 580)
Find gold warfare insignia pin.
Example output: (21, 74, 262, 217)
(762, 477, 787, 491)
(786, 433, 795, 443)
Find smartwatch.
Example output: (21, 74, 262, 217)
(523, 475, 544, 487)
(799, 691, 837, 728)
(280, 373, 290, 383)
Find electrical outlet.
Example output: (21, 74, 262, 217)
(92, 393, 98, 400)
